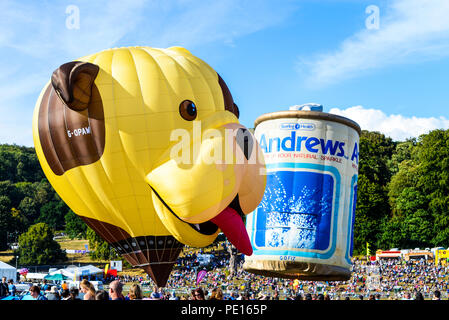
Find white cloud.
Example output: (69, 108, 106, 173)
(329, 105, 449, 141)
(298, 0, 449, 86)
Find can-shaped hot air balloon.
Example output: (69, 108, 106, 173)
(244, 104, 361, 281)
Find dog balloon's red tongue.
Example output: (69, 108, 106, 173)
(211, 207, 253, 256)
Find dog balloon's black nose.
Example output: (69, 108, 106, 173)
(236, 128, 253, 160)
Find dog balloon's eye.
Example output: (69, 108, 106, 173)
(179, 100, 197, 121)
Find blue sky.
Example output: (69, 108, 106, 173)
(1, 0, 449, 146)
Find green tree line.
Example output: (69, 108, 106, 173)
(0, 144, 115, 264)
(1, 128, 448, 263)
(354, 129, 449, 255)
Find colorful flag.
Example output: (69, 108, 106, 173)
(196, 270, 207, 285)
(19, 268, 29, 275)
(366, 242, 371, 256)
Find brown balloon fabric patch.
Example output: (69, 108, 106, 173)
(217, 73, 239, 119)
(81, 216, 183, 287)
(37, 83, 105, 176)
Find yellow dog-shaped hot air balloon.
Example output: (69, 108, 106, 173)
(32, 46, 266, 286)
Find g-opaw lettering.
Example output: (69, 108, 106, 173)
(67, 126, 91, 138)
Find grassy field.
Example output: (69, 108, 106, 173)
(56, 238, 97, 264)
(57, 238, 89, 250)
(0, 250, 14, 263)
(2, 237, 108, 267)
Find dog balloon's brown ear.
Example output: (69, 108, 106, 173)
(217, 73, 239, 119)
(51, 61, 99, 111)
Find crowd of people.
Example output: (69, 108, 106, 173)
(0, 276, 140, 300)
(149, 254, 449, 300)
(1, 245, 449, 300)
(347, 258, 449, 299)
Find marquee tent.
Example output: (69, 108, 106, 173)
(24, 272, 47, 280)
(376, 250, 402, 259)
(59, 265, 103, 280)
(0, 261, 16, 281)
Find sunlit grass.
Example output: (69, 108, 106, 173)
(56, 237, 89, 251)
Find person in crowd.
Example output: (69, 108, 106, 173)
(150, 286, 161, 300)
(80, 279, 96, 300)
(168, 290, 179, 300)
(402, 292, 412, 300)
(414, 292, 424, 300)
(0, 276, 9, 298)
(95, 290, 110, 300)
(192, 287, 205, 300)
(433, 290, 441, 300)
(29, 285, 47, 300)
(46, 286, 60, 300)
(61, 289, 71, 300)
(240, 291, 250, 300)
(128, 283, 143, 300)
(109, 280, 125, 300)
(228, 291, 239, 300)
(42, 279, 49, 292)
(69, 287, 81, 300)
(208, 287, 223, 300)
(8, 279, 16, 296)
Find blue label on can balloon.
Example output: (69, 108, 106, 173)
(345, 175, 358, 264)
(250, 162, 341, 259)
(255, 170, 333, 250)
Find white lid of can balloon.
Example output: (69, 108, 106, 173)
(289, 103, 323, 112)
(255, 103, 361, 135)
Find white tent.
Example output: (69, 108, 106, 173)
(60, 265, 103, 280)
(24, 272, 47, 280)
(0, 261, 16, 281)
